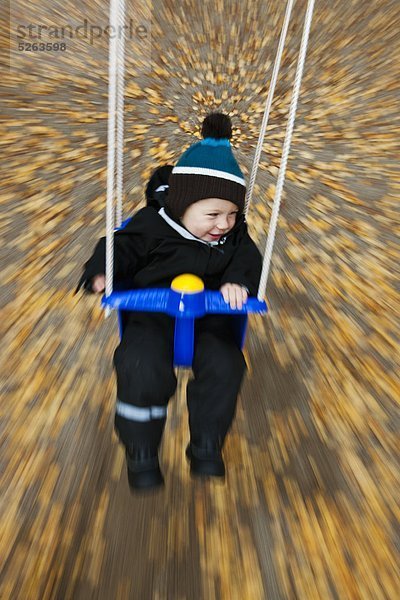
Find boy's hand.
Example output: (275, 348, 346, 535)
(220, 283, 248, 310)
(92, 274, 106, 293)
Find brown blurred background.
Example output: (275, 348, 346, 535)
(1, 0, 399, 598)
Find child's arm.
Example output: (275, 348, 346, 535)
(91, 274, 106, 293)
(220, 282, 249, 310)
(220, 227, 263, 303)
(75, 208, 151, 294)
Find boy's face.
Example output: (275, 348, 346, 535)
(180, 198, 239, 242)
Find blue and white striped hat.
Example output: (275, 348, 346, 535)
(167, 113, 246, 219)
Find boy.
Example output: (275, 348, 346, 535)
(77, 113, 262, 490)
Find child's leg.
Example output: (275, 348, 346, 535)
(113, 313, 176, 488)
(186, 315, 246, 449)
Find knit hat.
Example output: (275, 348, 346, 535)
(167, 113, 246, 219)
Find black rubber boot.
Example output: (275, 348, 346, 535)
(126, 446, 164, 490)
(186, 438, 225, 478)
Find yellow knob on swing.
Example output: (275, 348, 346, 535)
(171, 274, 205, 294)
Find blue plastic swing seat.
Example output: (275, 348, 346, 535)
(101, 274, 268, 368)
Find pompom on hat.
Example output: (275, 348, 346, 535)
(166, 113, 246, 220)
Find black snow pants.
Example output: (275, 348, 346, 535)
(113, 312, 247, 451)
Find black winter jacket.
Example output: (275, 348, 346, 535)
(76, 206, 262, 297)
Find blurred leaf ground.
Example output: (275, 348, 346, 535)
(0, 1, 399, 598)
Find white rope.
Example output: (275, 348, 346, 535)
(105, 0, 120, 316)
(257, 0, 315, 300)
(244, 0, 294, 217)
(115, 0, 126, 229)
